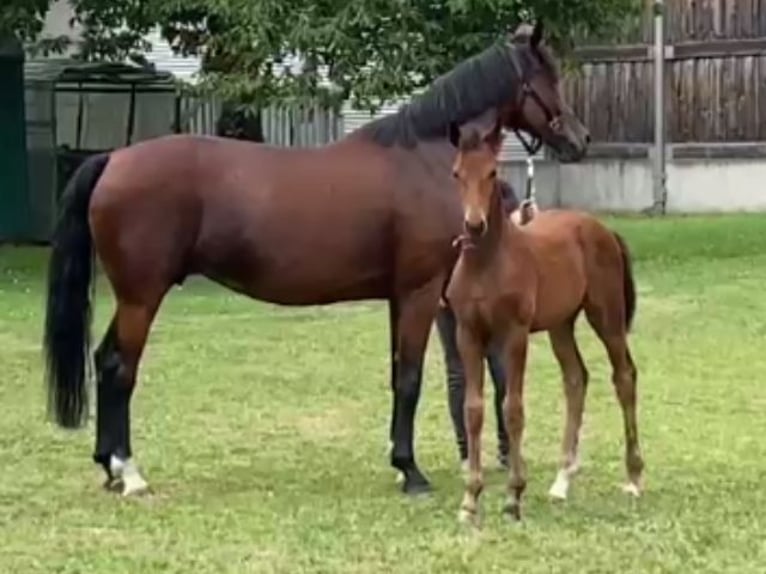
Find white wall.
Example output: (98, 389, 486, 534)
(500, 156, 766, 214)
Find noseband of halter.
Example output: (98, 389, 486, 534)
(509, 47, 560, 156)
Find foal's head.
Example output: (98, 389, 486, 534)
(450, 124, 504, 239)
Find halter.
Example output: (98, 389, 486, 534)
(508, 47, 561, 157)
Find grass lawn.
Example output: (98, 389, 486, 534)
(1, 213, 766, 573)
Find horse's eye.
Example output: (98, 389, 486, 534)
(452, 170, 459, 179)
(489, 169, 497, 179)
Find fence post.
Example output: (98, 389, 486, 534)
(652, 0, 668, 214)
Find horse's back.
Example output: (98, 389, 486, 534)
(522, 209, 625, 328)
(88, 133, 456, 305)
(516, 210, 613, 330)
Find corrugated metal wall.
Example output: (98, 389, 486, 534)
(178, 96, 342, 147)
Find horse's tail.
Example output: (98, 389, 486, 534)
(612, 231, 636, 332)
(43, 152, 110, 429)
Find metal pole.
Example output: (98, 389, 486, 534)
(652, 0, 667, 214)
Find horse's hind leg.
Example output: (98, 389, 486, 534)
(584, 306, 643, 497)
(547, 319, 589, 500)
(93, 297, 161, 496)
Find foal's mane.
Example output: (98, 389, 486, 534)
(357, 26, 558, 148)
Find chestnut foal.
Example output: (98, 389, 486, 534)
(445, 125, 643, 525)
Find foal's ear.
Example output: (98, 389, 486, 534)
(531, 20, 544, 49)
(467, 108, 500, 140)
(484, 122, 505, 156)
(448, 122, 461, 148)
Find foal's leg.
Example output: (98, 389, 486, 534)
(93, 298, 160, 496)
(455, 323, 486, 526)
(389, 277, 443, 495)
(502, 326, 530, 520)
(585, 310, 644, 496)
(547, 320, 589, 500)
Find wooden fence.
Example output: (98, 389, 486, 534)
(563, 0, 766, 154)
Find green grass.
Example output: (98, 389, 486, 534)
(2, 213, 766, 573)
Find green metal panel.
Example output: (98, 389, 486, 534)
(0, 41, 30, 241)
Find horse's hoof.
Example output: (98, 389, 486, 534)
(402, 476, 433, 497)
(621, 481, 641, 498)
(102, 477, 122, 493)
(397, 465, 432, 496)
(122, 474, 150, 497)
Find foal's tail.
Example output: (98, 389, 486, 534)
(612, 232, 636, 332)
(43, 153, 110, 429)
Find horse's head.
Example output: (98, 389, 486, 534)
(449, 120, 504, 240)
(500, 21, 589, 162)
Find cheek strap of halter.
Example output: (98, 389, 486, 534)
(509, 47, 545, 157)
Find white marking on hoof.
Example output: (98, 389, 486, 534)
(395, 471, 405, 485)
(458, 508, 479, 528)
(110, 455, 149, 497)
(548, 470, 570, 500)
(621, 481, 641, 498)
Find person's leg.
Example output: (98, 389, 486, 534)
(487, 342, 510, 467)
(435, 304, 468, 463)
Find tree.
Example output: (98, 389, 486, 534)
(0, 0, 51, 44)
(68, 0, 641, 111)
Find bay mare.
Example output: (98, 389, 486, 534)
(42, 22, 589, 497)
(445, 124, 641, 525)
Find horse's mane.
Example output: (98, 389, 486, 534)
(356, 26, 557, 148)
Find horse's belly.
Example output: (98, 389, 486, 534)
(529, 251, 587, 331)
(250, 251, 389, 305)
(198, 234, 390, 305)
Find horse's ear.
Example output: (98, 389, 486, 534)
(531, 21, 544, 49)
(448, 122, 461, 148)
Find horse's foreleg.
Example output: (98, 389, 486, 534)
(389, 277, 443, 496)
(93, 298, 160, 496)
(502, 326, 529, 521)
(547, 320, 589, 500)
(455, 323, 486, 527)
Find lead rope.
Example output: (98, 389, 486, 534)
(518, 155, 537, 225)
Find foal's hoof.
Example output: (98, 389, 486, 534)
(502, 501, 523, 522)
(621, 481, 641, 498)
(458, 507, 480, 528)
(548, 473, 570, 501)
